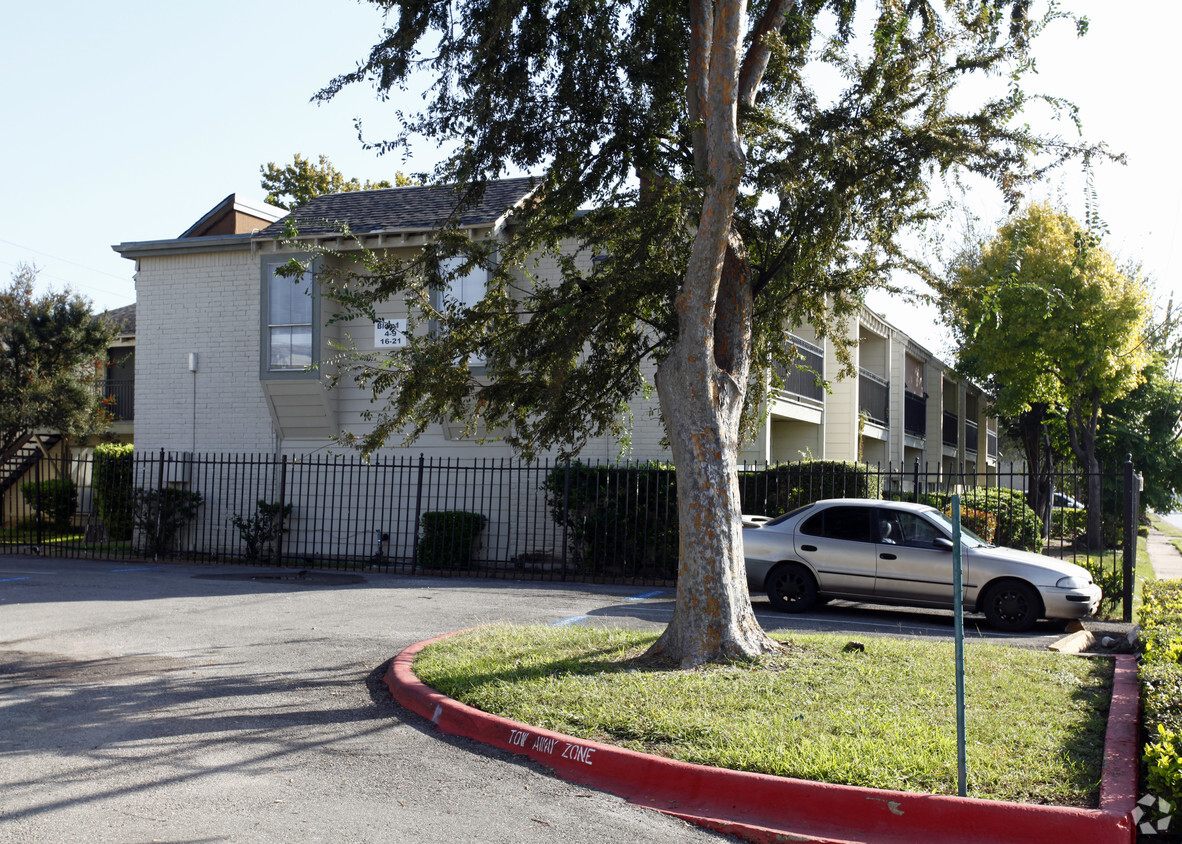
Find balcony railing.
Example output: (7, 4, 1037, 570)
(904, 390, 926, 437)
(858, 368, 888, 426)
(98, 379, 134, 421)
(965, 419, 979, 453)
(777, 335, 825, 404)
(987, 429, 998, 459)
(942, 410, 958, 447)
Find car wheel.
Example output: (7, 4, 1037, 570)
(765, 563, 819, 613)
(981, 580, 1042, 632)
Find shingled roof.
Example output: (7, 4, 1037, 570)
(100, 303, 136, 335)
(255, 176, 540, 238)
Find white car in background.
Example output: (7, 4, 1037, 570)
(743, 499, 1102, 632)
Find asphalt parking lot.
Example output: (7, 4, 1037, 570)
(0, 556, 1064, 843)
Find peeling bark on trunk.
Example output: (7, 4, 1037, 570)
(651, 238, 780, 666)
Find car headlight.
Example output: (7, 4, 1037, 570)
(1056, 575, 1091, 589)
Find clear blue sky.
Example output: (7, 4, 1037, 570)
(2, 1, 1177, 356)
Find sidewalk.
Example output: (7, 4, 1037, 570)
(1146, 525, 1182, 579)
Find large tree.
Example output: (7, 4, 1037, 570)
(0, 264, 115, 457)
(261, 153, 415, 210)
(941, 202, 1150, 549)
(309, 1, 1100, 665)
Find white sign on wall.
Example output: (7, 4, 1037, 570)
(374, 319, 408, 348)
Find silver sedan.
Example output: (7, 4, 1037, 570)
(743, 498, 1102, 632)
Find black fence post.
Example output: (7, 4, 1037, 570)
(34, 455, 43, 548)
(411, 454, 425, 574)
(561, 458, 570, 579)
(154, 448, 166, 561)
(276, 454, 288, 568)
(1122, 454, 1136, 623)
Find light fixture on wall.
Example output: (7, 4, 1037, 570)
(188, 352, 199, 372)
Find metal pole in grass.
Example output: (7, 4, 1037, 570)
(951, 494, 968, 797)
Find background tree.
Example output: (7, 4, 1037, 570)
(260, 153, 414, 210)
(0, 264, 115, 456)
(941, 202, 1150, 549)
(311, 1, 1103, 666)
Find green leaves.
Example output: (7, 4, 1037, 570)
(0, 264, 116, 455)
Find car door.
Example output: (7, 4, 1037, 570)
(872, 507, 963, 607)
(793, 504, 878, 599)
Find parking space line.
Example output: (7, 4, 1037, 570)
(0, 577, 31, 583)
(104, 567, 160, 573)
(624, 590, 668, 601)
(552, 615, 591, 626)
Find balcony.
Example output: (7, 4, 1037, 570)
(858, 368, 888, 426)
(98, 379, 134, 421)
(777, 335, 825, 404)
(904, 390, 926, 437)
(942, 410, 958, 447)
(987, 429, 998, 459)
(965, 419, 979, 453)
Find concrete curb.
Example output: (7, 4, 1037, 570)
(386, 635, 1138, 844)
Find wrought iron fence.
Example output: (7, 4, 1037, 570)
(0, 450, 1141, 617)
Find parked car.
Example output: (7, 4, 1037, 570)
(742, 499, 1102, 632)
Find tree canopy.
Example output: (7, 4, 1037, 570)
(940, 202, 1150, 546)
(0, 264, 115, 455)
(310, 0, 1104, 664)
(260, 153, 415, 210)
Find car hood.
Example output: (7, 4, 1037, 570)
(970, 544, 1093, 583)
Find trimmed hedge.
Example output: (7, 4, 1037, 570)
(542, 463, 678, 577)
(19, 477, 78, 527)
(1139, 580, 1182, 814)
(93, 443, 135, 540)
(417, 510, 488, 569)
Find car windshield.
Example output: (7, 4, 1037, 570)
(924, 509, 989, 547)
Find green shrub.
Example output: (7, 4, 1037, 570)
(93, 443, 135, 540)
(957, 487, 1043, 552)
(1139, 580, 1182, 815)
(952, 507, 998, 544)
(738, 460, 882, 517)
(417, 510, 488, 570)
(1050, 506, 1087, 540)
(543, 463, 678, 577)
(230, 499, 292, 561)
(132, 486, 203, 557)
(19, 477, 78, 527)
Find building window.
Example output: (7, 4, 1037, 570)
(436, 256, 488, 367)
(262, 259, 318, 378)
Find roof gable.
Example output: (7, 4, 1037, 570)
(255, 177, 539, 238)
(181, 194, 287, 238)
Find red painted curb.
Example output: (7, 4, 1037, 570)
(386, 635, 1137, 844)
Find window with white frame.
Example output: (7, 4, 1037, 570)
(437, 256, 488, 366)
(265, 263, 315, 373)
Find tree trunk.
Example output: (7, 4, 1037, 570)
(644, 0, 780, 666)
(1066, 390, 1104, 551)
(650, 238, 780, 667)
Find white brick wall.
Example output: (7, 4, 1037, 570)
(135, 249, 276, 454)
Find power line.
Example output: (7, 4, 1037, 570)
(0, 236, 131, 282)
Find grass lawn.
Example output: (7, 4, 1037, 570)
(414, 624, 1113, 807)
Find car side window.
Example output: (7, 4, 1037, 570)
(800, 506, 873, 543)
(895, 512, 946, 548)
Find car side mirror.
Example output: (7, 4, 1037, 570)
(933, 537, 955, 551)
